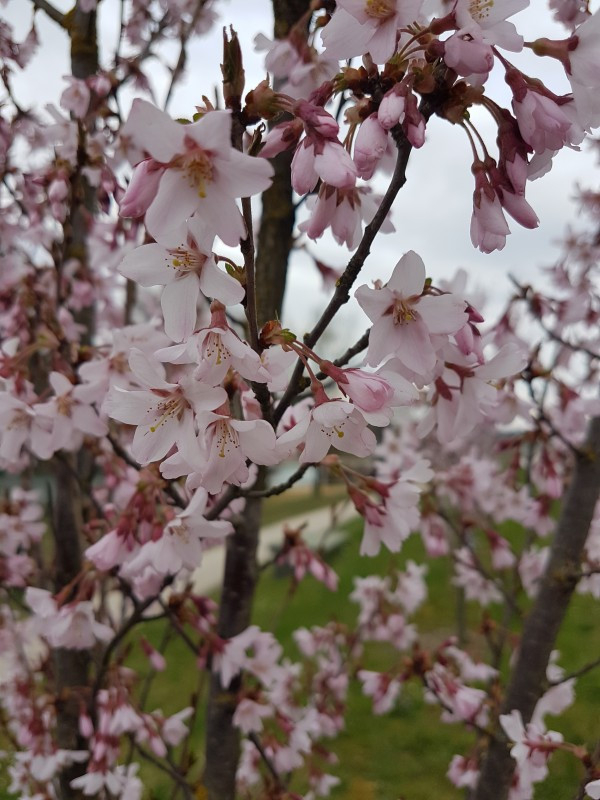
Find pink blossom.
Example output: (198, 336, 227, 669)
(158, 303, 268, 385)
(119, 159, 165, 218)
(34, 371, 107, 454)
(321, 0, 424, 64)
(105, 348, 225, 465)
(355, 250, 467, 374)
(60, 76, 90, 119)
(232, 698, 272, 734)
(299, 184, 395, 249)
(120, 100, 273, 244)
(443, 34, 494, 80)
(277, 398, 377, 465)
(353, 114, 388, 180)
(119, 217, 244, 342)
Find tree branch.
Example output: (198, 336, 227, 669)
(473, 415, 600, 800)
(30, 0, 66, 27)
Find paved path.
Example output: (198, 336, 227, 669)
(190, 499, 356, 595)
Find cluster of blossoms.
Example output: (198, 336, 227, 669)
(0, 0, 600, 799)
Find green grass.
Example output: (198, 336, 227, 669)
(2, 495, 599, 800)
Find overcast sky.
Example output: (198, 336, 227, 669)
(4, 0, 599, 344)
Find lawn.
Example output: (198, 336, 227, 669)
(1, 492, 599, 800)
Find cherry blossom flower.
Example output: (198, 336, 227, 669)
(60, 76, 90, 119)
(26, 588, 113, 649)
(119, 217, 244, 342)
(321, 0, 424, 64)
(355, 250, 467, 374)
(34, 371, 107, 454)
(106, 348, 225, 464)
(232, 698, 272, 734)
(277, 398, 378, 465)
(120, 100, 273, 243)
(299, 183, 395, 249)
(157, 302, 268, 385)
(124, 488, 232, 576)
(168, 410, 279, 495)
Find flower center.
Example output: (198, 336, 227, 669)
(364, 0, 396, 20)
(469, 0, 494, 22)
(392, 298, 417, 325)
(203, 332, 231, 367)
(165, 247, 207, 277)
(149, 395, 185, 432)
(177, 148, 213, 198)
(215, 420, 239, 459)
(57, 395, 73, 416)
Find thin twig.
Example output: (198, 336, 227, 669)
(274, 129, 414, 425)
(548, 655, 600, 686)
(133, 742, 194, 799)
(248, 732, 289, 791)
(163, 0, 208, 110)
(30, 0, 65, 27)
(247, 463, 313, 497)
(106, 432, 186, 508)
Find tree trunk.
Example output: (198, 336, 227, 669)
(203, 3, 309, 797)
(472, 416, 600, 800)
(51, 6, 99, 797)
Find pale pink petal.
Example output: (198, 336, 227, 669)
(355, 284, 394, 322)
(397, 319, 436, 373)
(217, 149, 274, 197)
(233, 420, 279, 465)
(105, 388, 163, 425)
(186, 110, 233, 154)
(387, 251, 426, 297)
(129, 348, 170, 389)
(122, 99, 184, 163)
(417, 294, 467, 334)
(161, 275, 200, 342)
(198, 259, 245, 305)
(145, 171, 200, 239)
(119, 244, 177, 287)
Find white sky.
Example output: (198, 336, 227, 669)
(3, 0, 599, 347)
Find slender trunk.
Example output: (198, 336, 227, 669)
(51, 7, 99, 797)
(203, 491, 263, 799)
(472, 417, 600, 800)
(203, 4, 309, 797)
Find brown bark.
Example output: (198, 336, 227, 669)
(203, 490, 263, 799)
(202, 3, 310, 797)
(472, 416, 600, 800)
(254, 0, 311, 327)
(51, 6, 99, 797)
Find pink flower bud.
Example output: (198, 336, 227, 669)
(119, 159, 165, 218)
(444, 35, 494, 77)
(353, 114, 388, 180)
(378, 89, 405, 130)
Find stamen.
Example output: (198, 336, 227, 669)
(364, 0, 396, 20)
(469, 0, 494, 21)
